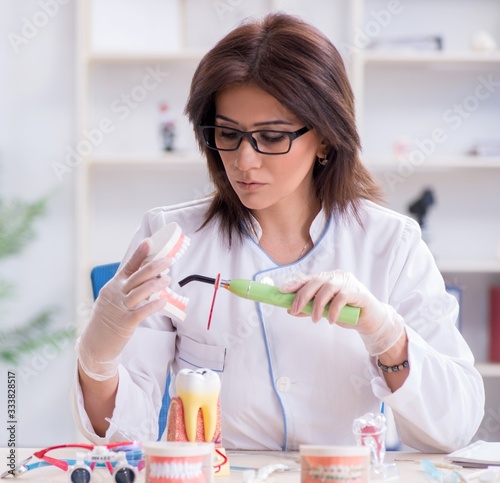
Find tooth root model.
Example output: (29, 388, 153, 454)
(166, 368, 229, 476)
(174, 368, 221, 443)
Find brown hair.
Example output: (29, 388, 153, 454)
(185, 12, 382, 244)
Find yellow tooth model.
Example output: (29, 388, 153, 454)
(166, 368, 230, 476)
(175, 368, 221, 443)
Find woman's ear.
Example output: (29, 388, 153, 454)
(316, 141, 330, 159)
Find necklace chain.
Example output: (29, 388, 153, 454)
(297, 240, 310, 261)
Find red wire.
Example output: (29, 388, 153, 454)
(207, 273, 221, 330)
(34, 444, 94, 471)
(214, 447, 228, 473)
(105, 461, 114, 474)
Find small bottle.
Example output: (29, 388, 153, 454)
(159, 102, 175, 152)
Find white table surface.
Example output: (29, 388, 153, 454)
(0, 448, 488, 482)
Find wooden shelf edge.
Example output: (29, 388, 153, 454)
(359, 51, 500, 65)
(88, 50, 205, 64)
(87, 153, 205, 166)
(437, 260, 500, 273)
(475, 363, 500, 378)
(366, 155, 500, 170)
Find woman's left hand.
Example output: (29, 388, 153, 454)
(280, 270, 405, 355)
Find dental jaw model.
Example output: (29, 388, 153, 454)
(166, 369, 229, 476)
(146, 222, 190, 321)
(143, 441, 214, 483)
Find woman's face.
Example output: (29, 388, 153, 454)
(214, 84, 324, 213)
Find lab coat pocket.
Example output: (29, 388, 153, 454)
(177, 335, 226, 372)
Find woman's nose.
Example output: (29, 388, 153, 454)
(234, 136, 261, 171)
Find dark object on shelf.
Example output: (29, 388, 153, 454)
(469, 141, 500, 157)
(408, 188, 435, 228)
(159, 102, 175, 151)
(368, 35, 443, 52)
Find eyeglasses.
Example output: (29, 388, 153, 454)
(199, 125, 311, 155)
(1, 442, 142, 482)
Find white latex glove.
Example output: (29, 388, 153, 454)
(280, 271, 405, 356)
(76, 239, 172, 381)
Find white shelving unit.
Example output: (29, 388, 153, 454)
(76, 0, 500, 440)
(349, 0, 500, 346)
(74, 0, 353, 322)
(75, 0, 210, 320)
(350, 0, 500, 441)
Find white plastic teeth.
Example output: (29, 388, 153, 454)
(176, 368, 221, 443)
(150, 287, 189, 322)
(149, 460, 202, 479)
(163, 287, 189, 308)
(171, 235, 190, 264)
(147, 222, 191, 266)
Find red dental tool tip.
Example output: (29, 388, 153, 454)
(207, 273, 221, 330)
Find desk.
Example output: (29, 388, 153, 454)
(0, 448, 486, 481)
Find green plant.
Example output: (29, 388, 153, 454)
(0, 196, 75, 364)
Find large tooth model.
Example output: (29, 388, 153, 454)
(175, 368, 221, 443)
(166, 368, 229, 476)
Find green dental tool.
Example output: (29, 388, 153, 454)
(179, 275, 360, 325)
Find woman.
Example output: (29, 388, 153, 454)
(73, 13, 484, 452)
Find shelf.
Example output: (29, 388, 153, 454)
(360, 51, 500, 66)
(88, 50, 205, 64)
(475, 363, 500, 378)
(69, 0, 500, 449)
(437, 260, 500, 273)
(365, 155, 500, 171)
(87, 153, 204, 167)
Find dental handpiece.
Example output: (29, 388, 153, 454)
(179, 276, 360, 325)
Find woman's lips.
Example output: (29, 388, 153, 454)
(236, 180, 265, 191)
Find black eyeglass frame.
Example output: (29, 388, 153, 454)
(199, 125, 311, 155)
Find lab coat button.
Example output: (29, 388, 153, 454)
(276, 376, 291, 392)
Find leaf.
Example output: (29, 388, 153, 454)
(0, 308, 76, 365)
(0, 196, 49, 260)
(0, 278, 15, 301)
(0, 192, 72, 365)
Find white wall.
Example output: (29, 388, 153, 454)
(0, 0, 77, 446)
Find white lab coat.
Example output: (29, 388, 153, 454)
(72, 197, 484, 452)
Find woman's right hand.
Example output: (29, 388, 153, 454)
(77, 238, 172, 381)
